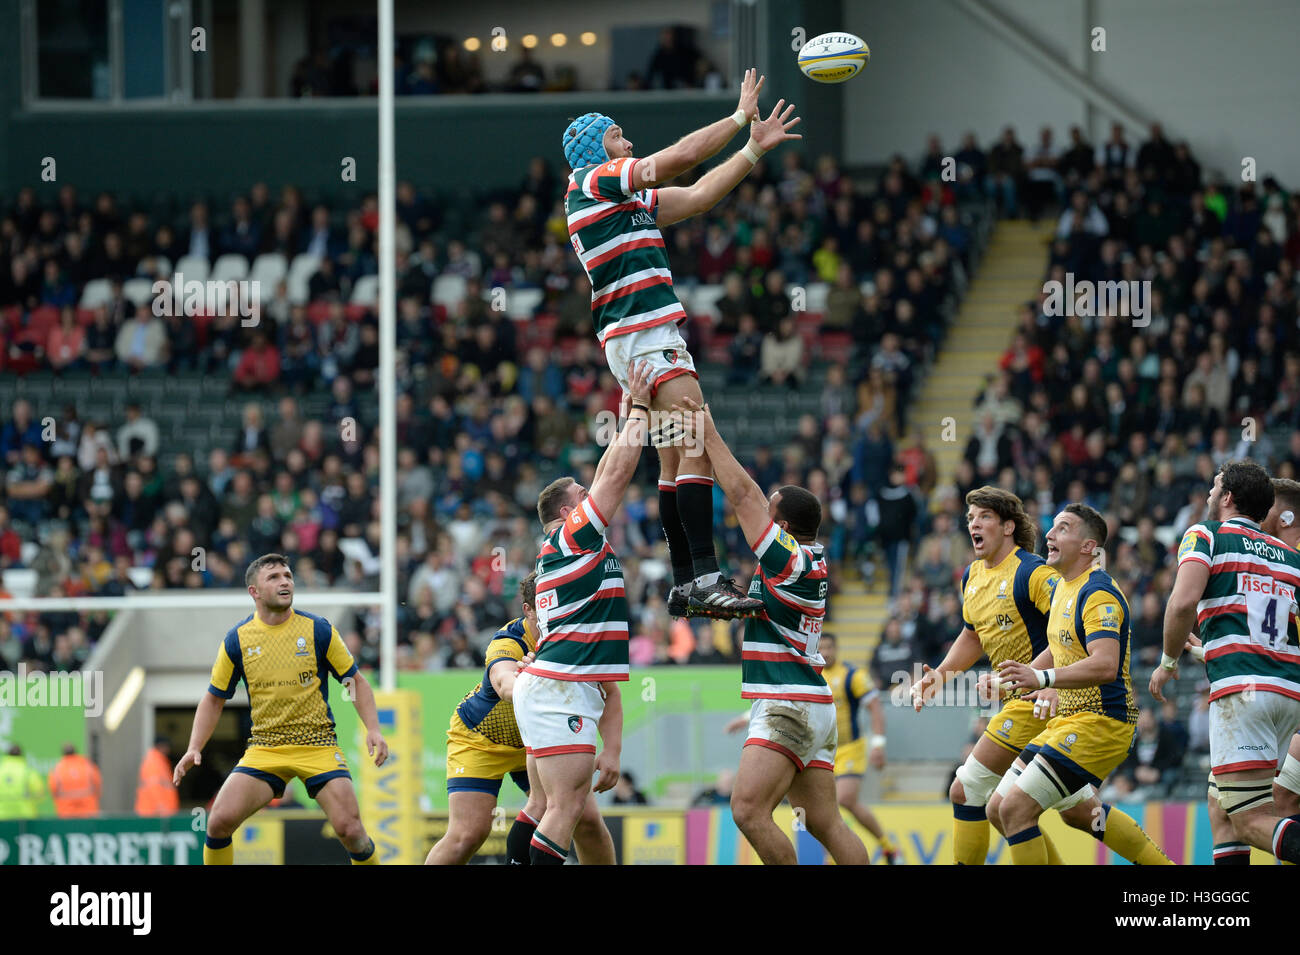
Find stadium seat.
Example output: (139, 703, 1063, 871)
(174, 255, 210, 283)
(122, 278, 155, 307)
(805, 282, 829, 314)
(690, 284, 726, 318)
(507, 288, 544, 320)
(211, 254, 249, 284)
(79, 278, 114, 310)
(350, 275, 379, 306)
(432, 274, 467, 309)
(249, 253, 288, 292)
(286, 253, 321, 305)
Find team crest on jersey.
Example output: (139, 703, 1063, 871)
(295, 636, 309, 657)
(1060, 733, 1078, 752)
(997, 579, 1008, 599)
(568, 716, 584, 734)
(663, 349, 678, 364)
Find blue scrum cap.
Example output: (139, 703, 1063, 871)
(563, 112, 615, 170)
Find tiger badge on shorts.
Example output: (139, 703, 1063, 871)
(568, 716, 584, 734)
(662, 349, 678, 364)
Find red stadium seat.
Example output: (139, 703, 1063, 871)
(345, 304, 369, 322)
(306, 302, 332, 324)
(819, 331, 852, 359)
(76, 308, 97, 327)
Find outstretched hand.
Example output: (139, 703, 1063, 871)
(750, 99, 802, 152)
(735, 67, 765, 122)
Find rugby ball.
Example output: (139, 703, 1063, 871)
(797, 32, 869, 84)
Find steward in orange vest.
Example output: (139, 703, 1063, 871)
(48, 744, 102, 817)
(135, 738, 180, 816)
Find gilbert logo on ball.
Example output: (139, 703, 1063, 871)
(798, 32, 869, 83)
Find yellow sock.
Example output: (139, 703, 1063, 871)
(204, 836, 234, 865)
(350, 838, 379, 864)
(1007, 825, 1049, 864)
(953, 804, 990, 865)
(1043, 831, 1063, 865)
(1100, 804, 1173, 865)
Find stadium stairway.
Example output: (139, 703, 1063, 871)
(916, 220, 1055, 493)
(829, 220, 1053, 669)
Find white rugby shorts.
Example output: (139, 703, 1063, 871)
(602, 321, 697, 397)
(1209, 688, 1300, 776)
(745, 698, 838, 772)
(513, 670, 606, 758)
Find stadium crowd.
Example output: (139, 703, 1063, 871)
(3, 118, 1299, 801)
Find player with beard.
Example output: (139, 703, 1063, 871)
(561, 68, 800, 621)
(1155, 466, 1300, 864)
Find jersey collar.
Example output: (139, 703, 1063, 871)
(1224, 515, 1261, 530)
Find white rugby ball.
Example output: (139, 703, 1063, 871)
(797, 32, 870, 84)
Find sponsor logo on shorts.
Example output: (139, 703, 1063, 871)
(568, 716, 584, 734)
(997, 718, 1013, 737)
(1060, 732, 1078, 752)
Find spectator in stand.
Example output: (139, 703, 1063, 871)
(760, 315, 805, 389)
(114, 305, 167, 371)
(986, 126, 1025, 218)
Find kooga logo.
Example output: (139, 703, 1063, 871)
(49, 885, 152, 936)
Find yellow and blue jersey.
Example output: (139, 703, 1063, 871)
(449, 617, 538, 751)
(1047, 568, 1137, 725)
(208, 609, 357, 748)
(822, 660, 876, 745)
(960, 548, 1057, 694)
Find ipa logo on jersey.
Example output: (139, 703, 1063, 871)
(568, 716, 584, 733)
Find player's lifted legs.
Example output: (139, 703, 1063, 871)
(656, 372, 762, 619)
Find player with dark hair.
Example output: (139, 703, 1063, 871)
(1152, 462, 1300, 864)
(174, 553, 389, 865)
(910, 486, 1056, 862)
(426, 572, 616, 865)
(675, 394, 870, 864)
(994, 505, 1144, 864)
(561, 68, 800, 621)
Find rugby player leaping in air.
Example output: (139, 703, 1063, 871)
(562, 68, 801, 620)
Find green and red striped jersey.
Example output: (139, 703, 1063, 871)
(529, 496, 630, 682)
(565, 156, 686, 344)
(741, 521, 832, 702)
(1178, 516, 1300, 702)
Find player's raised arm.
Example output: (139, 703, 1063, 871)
(673, 395, 768, 544)
(586, 360, 653, 525)
(629, 67, 764, 191)
(657, 98, 803, 228)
